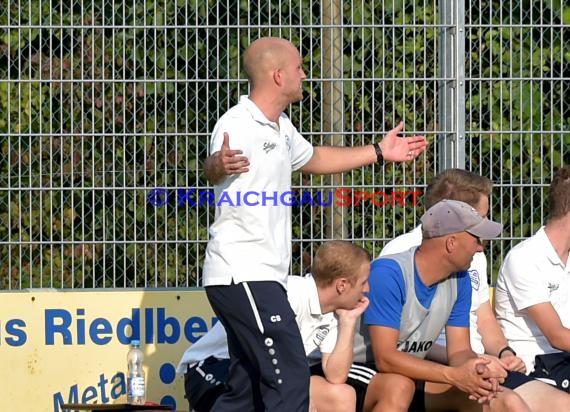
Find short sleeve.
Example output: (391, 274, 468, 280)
(364, 258, 406, 329)
(502, 251, 550, 311)
(288, 126, 313, 171)
(472, 252, 490, 305)
(446, 272, 472, 327)
(318, 316, 339, 354)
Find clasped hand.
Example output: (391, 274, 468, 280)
(454, 357, 507, 404)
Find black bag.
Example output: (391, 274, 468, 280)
(530, 352, 570, 392)
(184, 356, 230, 412)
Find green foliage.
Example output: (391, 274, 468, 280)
(0, 0, 568, 288)
(464, 0, 570, 281)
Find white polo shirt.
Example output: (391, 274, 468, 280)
(495, 227, 570, 372)
(177, 275, 337, 373)
(203, 96, 314, 288)
(379, 225, 489, 354)
(288, 275, 338, 358)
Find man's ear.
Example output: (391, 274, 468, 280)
(272, 68, 283, 86)
(336, 278, 348, 294)
(445, 235, 456, 253)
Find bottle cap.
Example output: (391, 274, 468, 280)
(130, 339, 140, 346)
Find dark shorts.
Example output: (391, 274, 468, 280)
(184, 356, 230, 412)
(409, 380, 425, 412)
(310, 362, 377, 412)
(503, 370, 535, 390)
(530, 352, 570, 392)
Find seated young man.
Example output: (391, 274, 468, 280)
(177, 240, 373, 412)
(495, 165, 570, 393)
(354, 199, 531, 412)
(380, 168, 570, 411)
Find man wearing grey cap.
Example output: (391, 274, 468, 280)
(358, 199, 526, 411)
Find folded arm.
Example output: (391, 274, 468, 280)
(321, 297, 369, 383)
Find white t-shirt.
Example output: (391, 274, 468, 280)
(379, 225, 489, 354)
(177, 275, 337, 373)
(495, 227, 570, 372)
(203, 96, 314, 288)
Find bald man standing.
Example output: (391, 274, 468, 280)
(202, 37, 428, 412)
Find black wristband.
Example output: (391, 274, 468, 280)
(498, 346, 516, 358)
(372, 142, 383, 164)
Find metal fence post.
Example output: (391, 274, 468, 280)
(438, 0, 466, 171)
(322, 0, 347, 240)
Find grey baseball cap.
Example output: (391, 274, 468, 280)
(421, 199, 503, 239)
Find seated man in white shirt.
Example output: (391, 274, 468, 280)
(495, 165, 570, 393)
(380, 168, 570, 411)
(177, 240, 373, 412)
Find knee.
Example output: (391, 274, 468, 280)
(310, 377, 357, 412)
(492, 389, 529, 412)
(385, 375, 416, 409)
(368, 373, 415, 411)
(327, 383, 357, 412)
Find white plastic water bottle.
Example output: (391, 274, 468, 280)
(127, 339, 146, 405)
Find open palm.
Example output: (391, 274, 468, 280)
(379, 121, 428, 162)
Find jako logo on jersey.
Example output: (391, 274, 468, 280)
(400, 340, 433, 353)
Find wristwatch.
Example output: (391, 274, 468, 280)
(372, 142, 384, 164)
(498, 346, 517, 358)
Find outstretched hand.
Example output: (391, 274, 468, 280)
(378, 122, 428, 162)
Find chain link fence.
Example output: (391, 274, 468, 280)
(464, 0, 570, 278)
(1, 0, 569, 289)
